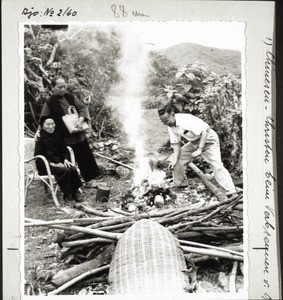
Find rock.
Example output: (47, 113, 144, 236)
(111, 145, 119, 151)
(154, 195, 164, 208)
(97, 142, 105, 148)
(104, 140, 114, 146)
(128, 204, 137, 212)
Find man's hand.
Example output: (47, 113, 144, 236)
(191, 148, 202, 158)
(168, 157, 178, 169)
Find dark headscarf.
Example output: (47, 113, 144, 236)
(40, 116, 54, 127)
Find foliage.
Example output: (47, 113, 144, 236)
(24, 25, 123, 136)
(142, 52, 178, 109)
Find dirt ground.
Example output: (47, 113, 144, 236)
(24, 109, 243, 295)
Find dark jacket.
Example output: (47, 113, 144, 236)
(40, 92, 90, 143)
(34, 130, 70, 175)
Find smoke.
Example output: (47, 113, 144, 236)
(108, 25, 151, 185)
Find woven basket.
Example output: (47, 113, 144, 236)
(108, 219, 189, 294)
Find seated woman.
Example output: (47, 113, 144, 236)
(34, 116, 83, 202)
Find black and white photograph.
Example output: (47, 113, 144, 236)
(2, 1, 280, 299)
(22, 21, 245, 296)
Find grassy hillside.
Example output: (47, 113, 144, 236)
(160, 43, 241, 76)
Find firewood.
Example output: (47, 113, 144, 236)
(159, 197, 240, 227)
(58, 246, 86, 260)
(52, 230, 68, 244)
(188, 162, 228, 201)
(95, 153, 135, 170)
(48, 265, 110, 295)
(176, 232, 204, 239)
(86, 245, 107, 260)
(181, 245, 243, 261)
(176, 231, 241, 241)
(229, 261, 238, 292)
(108, 207, 135, 216)
(189, 226, 243, 232)
(25, 218, 122, 240)
(187, 244, 243, 263)
(51, 245, 115, 287)
(73, 204, 114, 217)
(80, 274, 108, 287)
(98, 221, 135, 231)
(178, 240, 243, 257)
(62, 237, 114, 248)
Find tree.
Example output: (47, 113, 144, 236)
(24, 25, 123, 137)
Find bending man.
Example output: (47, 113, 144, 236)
(158, 104, 237, 198)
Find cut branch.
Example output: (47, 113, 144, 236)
(62, 237, 115, 248)
(95, 153, 135, 170)
(51, 245, 114, 287)
(181, 245, 243, 261)
(229, 261, 238, 292)
(48, 265, 110, 295)
(73, 204, 115, 217)
(188, 162, 227, 201)
(178, 239, 243, 257)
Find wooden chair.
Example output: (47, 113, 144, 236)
(24, 137, 78, 207)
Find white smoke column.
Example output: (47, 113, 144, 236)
(111, 25, 151, 185)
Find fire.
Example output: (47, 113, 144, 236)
(107, 25, 152, 186)
(121, 169, 175, 212)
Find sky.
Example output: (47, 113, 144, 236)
(68, 21, 245, 53)
(129, 21, 245, 52)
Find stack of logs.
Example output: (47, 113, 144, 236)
(25, 194, 243, 294)
(24, 162, 243, 295)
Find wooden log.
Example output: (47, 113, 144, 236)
(186, 245, 243, 264)
(108, 207, 134, 216)
(159, 197, 239, 227)
(167, 198, 241, 232)
(51, 245, 115, 287)
(178, 240, 243, 257)
(24, 218, 122, 240)
(181, 245, 243, 261)
(176, 232, 204, 239)
(88, 198, 236, 232)
(63, 224, 122, 240)
(98, 221, 135, 231)
(188, 162, 228, 201)
(48, 265, 110, 296)
(86, 245, 107, 260)
(58, 246, 86, 260)
(62, 237, 114, 248)
(229, 261, 238, 292)
(176, 231, 241, 241)
(95, 153, 135, 170)
(52, 230, 68, 244)
(73, 204, 114, 217)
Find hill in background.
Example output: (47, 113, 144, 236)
(160, 43, 241, 76)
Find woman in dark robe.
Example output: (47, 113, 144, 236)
(34, 116, 83, 202)
(39, 76, 100, 187)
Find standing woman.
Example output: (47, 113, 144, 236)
(39, 76, 100, 186)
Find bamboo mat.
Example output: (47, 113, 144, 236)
(108, 219, 190, 294)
